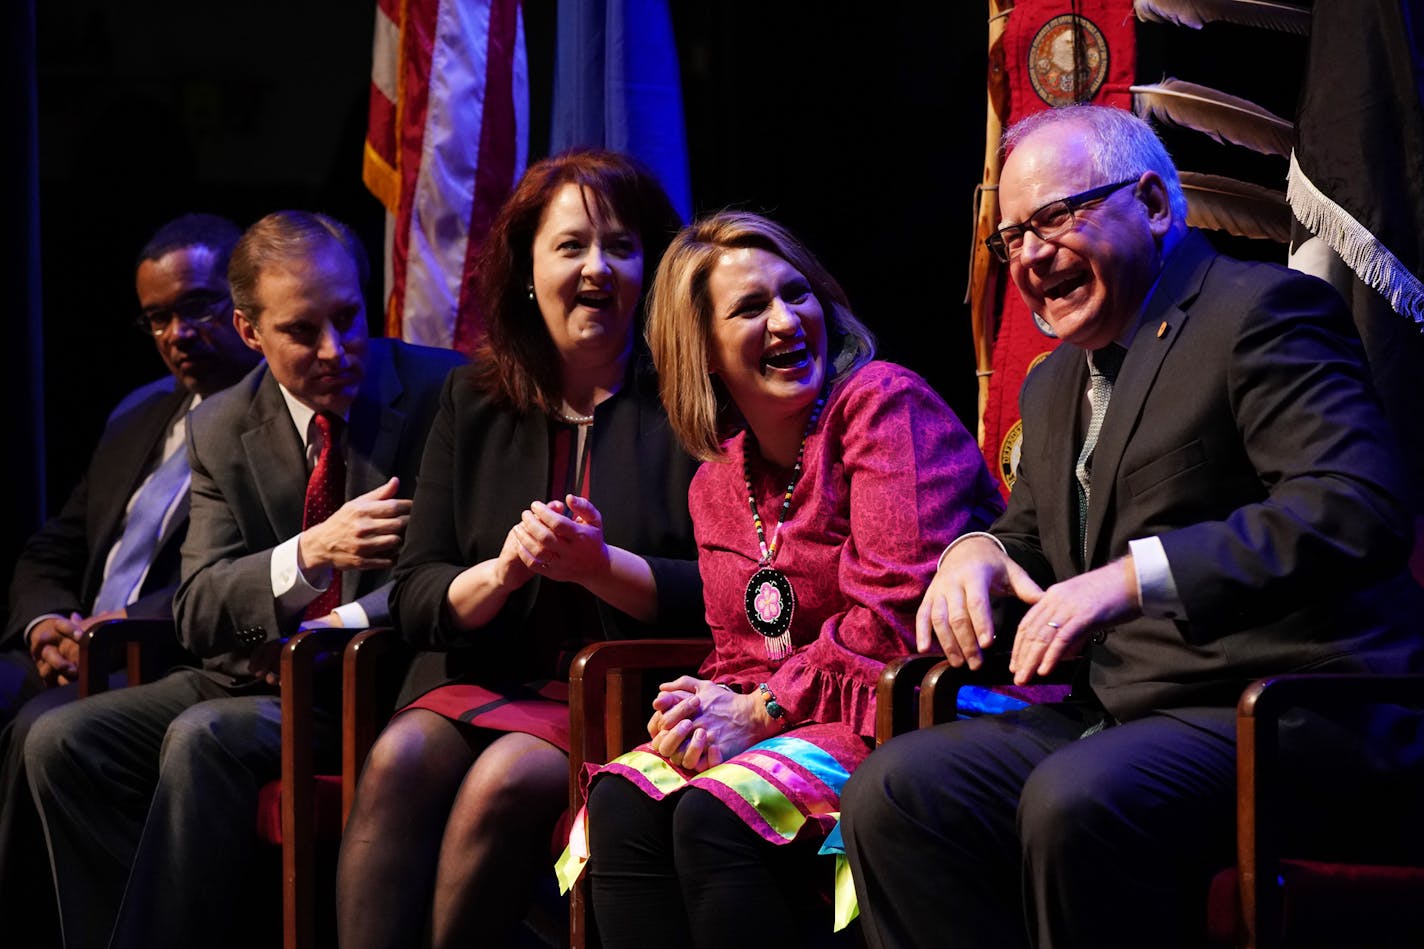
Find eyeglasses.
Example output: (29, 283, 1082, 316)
(134, 291, 231, 336)
(985, 178, 1139, 263)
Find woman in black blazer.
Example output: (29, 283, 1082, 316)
(335, 149, 702, 948)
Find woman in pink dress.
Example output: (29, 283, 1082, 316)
(564, 212, 1005, 946)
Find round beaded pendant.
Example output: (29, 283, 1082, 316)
(741, 393, 826, 661)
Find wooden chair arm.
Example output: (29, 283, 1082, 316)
(342, 626, 404, 824)
(874, 654, 947, 745)
(77, 618, 184, 698)
(566, 637, 711, 949)
(919, 655, 1078, 728)
(567, 638, 713, 807)
(1236, 673, 1424, 949)
(279, 625, 361, 949)
(280, 625, 364, 816)
(921, 654, 1012, 727)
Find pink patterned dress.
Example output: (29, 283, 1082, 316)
(559, 361, 1004, 890)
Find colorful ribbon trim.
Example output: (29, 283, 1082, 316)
(556, 733, 856, 892)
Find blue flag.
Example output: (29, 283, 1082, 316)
(551, 0, 692, 222)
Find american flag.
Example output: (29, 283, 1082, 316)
(363, 0, 529, 352)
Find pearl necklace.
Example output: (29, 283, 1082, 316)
(554, 407, 595, 426)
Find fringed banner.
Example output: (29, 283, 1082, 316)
(975, 0, 1137, 497)
(1288, 0, 1424, 326)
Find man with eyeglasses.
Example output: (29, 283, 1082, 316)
(0, 212, 260, 929)
(842, 105, 1421, 948)
(3, 213, 259, 706)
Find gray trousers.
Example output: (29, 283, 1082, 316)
(24, 669, 335, 949)
(0, 671, 124, 948)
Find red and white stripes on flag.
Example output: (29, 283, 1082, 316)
(364, 0, 529, 352)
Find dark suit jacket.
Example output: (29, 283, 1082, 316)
(995, 230, 1422, 721)
(4, 377, 191, 651)
(173, 338, 465, 683)
(390, 355, 703, 705)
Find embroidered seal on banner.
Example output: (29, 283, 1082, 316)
(1028, 14, 1109, 107)
(999, 418, 1024, 490)
(998, 352, 1053, 490)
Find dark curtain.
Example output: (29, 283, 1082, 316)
(2, 0, 45, 633)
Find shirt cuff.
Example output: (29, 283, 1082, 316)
(23, 614, 65, 650)
(938, 531, 1008, 571)
(333, 601, 369, 629)
(1127, 536, 1186, 620)
(271, 533, 328, 616)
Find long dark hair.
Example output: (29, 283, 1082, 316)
(469, 148, 682, 412)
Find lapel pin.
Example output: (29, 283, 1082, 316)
(1156, 320, 1169, 339)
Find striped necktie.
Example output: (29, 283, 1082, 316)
(1075, 345, 1124, 565)
(93, 443, 191, 614)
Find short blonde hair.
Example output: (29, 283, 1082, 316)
(645, 212, 875, 461)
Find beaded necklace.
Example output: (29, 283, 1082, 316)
(741, 393, 826, 661)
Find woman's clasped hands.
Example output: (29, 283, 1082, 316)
(502, 494, 611, 585)
(646, 676, 781, 773)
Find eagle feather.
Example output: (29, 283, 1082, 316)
(1131, 78, 1295, 157)
(1133, 0, 1310, 35)
(1180, 172, 1291, 243)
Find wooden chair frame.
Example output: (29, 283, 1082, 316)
(80, 620, 405, 949)
(566, 638, 715, 949)
(1233, 673, 1424, 949)
(279, 626, 402, 949)
(893, 658, 1424, 949)
(565, 642, 942, 949)
(77, 617, 191, 698)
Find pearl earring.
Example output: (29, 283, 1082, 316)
(527, 285, 535, 302)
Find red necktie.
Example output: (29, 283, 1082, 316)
(303, 412, 346, 620)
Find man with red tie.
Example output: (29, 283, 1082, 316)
(25, 211, 464, 949)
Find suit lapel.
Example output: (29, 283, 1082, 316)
(92, 387, 190, 552)
(1083, 232, 1215, 565)
(493, 405, 550, 622)
(343, 340, 406, 602)
(347, 340, 404, 499)
(588, 362, 656, 552)
(241, 370, 307, 543)
(1037, 351, 1088, 572)
(153, 391, 199, 553)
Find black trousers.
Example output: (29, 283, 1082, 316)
(586, 774, 856, 949)
(841, 702, 1239, 949)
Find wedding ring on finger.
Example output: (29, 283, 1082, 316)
(1046, 620, 1062, 629)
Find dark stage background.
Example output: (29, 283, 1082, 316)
(13, 1, 1306, 611)
(29, 2, 988, 517)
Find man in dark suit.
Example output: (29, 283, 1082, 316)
(840, 106, 1422, 948)
(0, 213, 260, 928)
(1, 213, 257, 719)
(25, 210, 464, 949)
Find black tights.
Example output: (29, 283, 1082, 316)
(335, 710, 569, 949)
(586, 775, 850, 949)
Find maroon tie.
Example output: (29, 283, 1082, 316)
(303, 412, 346, 620)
